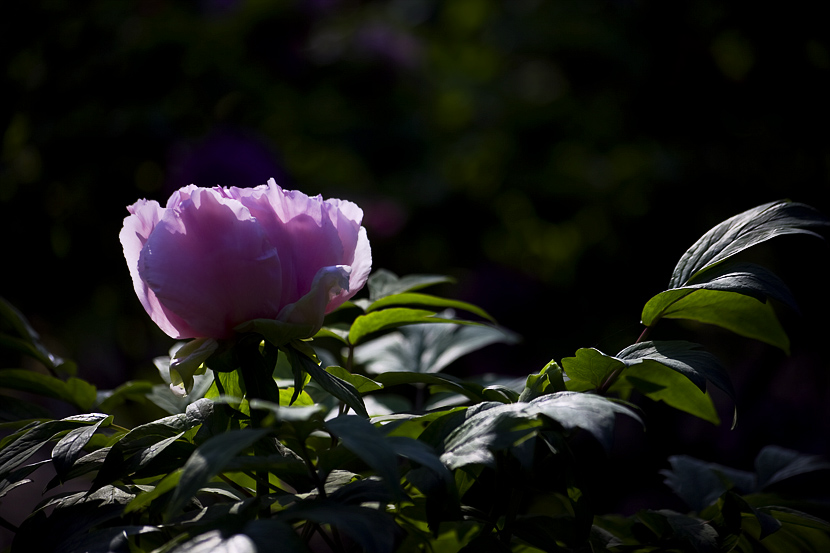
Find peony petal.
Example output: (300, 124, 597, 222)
(230, 180, 350, 307)
(120, 199, 197, 338)
(138, 188, 284, 339)
(276, 265, 351, 333)
(327, 226, 372, 313)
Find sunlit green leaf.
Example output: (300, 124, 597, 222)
(325, 366, 383, 394)
(366, 292, 495, 322)
(623, 365, 720, 424)
(561, 348, 624, 391)
(124, 468, 183, 514)
(643, 289, 790, 353)
(519, 360, 567, 402)
(348, 308, 446, 345)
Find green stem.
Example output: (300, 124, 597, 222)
(236, 336, 282, 515)
(596, 324, 653, 395)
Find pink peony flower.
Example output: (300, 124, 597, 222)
(120, 179, 371, 340)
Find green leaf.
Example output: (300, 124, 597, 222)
(624, 366, 721, 424)
(661, 455, 756, 512)
(0, 369, 97, 410)
(285, 345, 368, 418)
(94, 380, 154, 413)
(669, 200, 829, 289)
(366, 292, 495, 322)
(519, 360, 567, 402)
(0, 296, 73, 374)
(0, 459, 50, 498)
(325, 366, 383, 394)
(616, 341, 734, 400)
(642, 289, 790, 353)
(637, 510, 719, 553)
(90, 414, 189, 491)
(386, 436, 453, 485)
(440, 403, 542, 470)
(529, 392, 642, 450)
(51, 416, 111, 479)
(325, 415, 403, 500)
(349, 308, 463, 345)
(248, 398, 326, 423)
(354, 318, 517, 374)
(372, 371, 491, 403)
(685, 261, 799, 310)
(278, 499, 400, 553)
(166, 427, 269, 518)
(124, 469, 183, 514)
(441, 392, 640, 469)
(0, 414, 110, 482)
(168, 529, 258, 553)
(561, 348, 624, 391)
(367, 269, 454, 301)
(0, 394, 51, 422)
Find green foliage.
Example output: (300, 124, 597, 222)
(1, 203, 829, 551)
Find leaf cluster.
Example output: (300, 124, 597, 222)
(1, 201, 829, 552)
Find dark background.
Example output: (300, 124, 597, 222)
(2, 0, 829, 520)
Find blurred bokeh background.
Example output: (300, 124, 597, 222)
(2, 0, 829, 520)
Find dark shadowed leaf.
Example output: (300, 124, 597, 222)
(637, 510, 719, 553)
(278, 500, 401, 553)
(286, 346, 368, 418)
(0, 369, 97, 411)
(325, 415, 403, 500)
(661, 455, 756, 511)
(754, 445, 830, 490)
(95, 380, 154, 413)
(166, 428, 269, 518)
(0, 297, 73, 374)
(617, 341, 734, 400)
